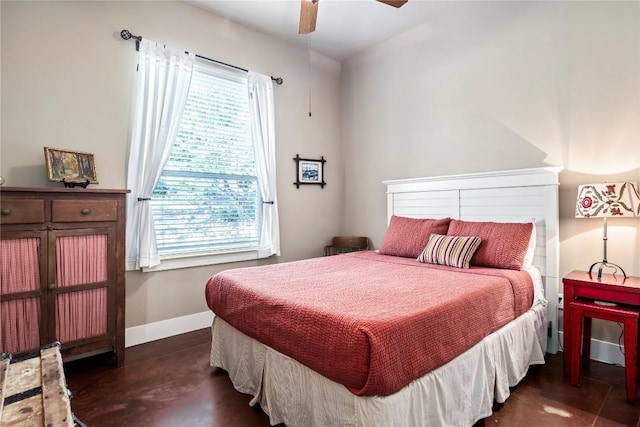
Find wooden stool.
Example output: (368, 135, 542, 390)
(569, 300, 640, 403)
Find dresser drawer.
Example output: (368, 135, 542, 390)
(0, 200, 45, 224)
(52, 200, 118, 222)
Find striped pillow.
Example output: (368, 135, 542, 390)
(417, 234, 481, 269)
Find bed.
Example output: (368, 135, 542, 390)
(206, 167, 561, 426)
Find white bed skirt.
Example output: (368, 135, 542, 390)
(210, 303, 547, 427)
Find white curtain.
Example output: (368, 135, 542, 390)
(248, 72, 280, 258)
(125, 39, 195, 270)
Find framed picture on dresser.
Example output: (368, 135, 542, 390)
(44, 147, 99, 185)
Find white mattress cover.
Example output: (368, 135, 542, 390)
(525, 264, 547, 308)
(210, 302, 547, 427)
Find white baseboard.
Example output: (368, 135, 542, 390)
(558, 331, 625, 367)
(124, 315, 627, 367)
(125, 311, 213, 348)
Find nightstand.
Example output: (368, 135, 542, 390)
(563, 270, 640, 403)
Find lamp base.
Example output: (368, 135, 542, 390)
(588, 261, 627, 280)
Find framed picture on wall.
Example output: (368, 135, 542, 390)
(44, 147, 99, 188)
(293, 154, 326, 188)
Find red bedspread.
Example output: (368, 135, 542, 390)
(205, 251, 534, 396)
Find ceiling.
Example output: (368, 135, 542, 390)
(186, 0, 447, 61)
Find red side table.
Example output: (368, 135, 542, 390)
(563, 271, 640, 403)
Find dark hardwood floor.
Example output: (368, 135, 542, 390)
(64, 329, 640, 426)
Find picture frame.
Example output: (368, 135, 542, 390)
(293, 154, 326, 189)
(44, 147, 99, 188)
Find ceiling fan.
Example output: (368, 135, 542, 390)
(299, 0, 408, 34)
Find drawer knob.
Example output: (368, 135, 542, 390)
(0, 208, 11, 216)
(80, 208, 91, 215)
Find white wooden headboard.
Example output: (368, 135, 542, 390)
(383, 167, 562, 353)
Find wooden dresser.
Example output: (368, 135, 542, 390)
(0, 187, 128, 366)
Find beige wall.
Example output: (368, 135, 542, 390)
(341, 1, 640, 343)
(0, 1, 342, 328)
(2, 1, 639, 348)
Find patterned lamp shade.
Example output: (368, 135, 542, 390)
(575, 182, 640, 219)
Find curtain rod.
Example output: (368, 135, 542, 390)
(120, 29, 283, 85)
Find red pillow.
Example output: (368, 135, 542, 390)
(379, 216, 451, 258)
(446, 219, 533, 270)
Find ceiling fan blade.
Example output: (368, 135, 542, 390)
(377, 0, 408, 7)
(299, 0, 319, 34)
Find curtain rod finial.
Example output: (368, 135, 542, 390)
(120, 29, 141, 42)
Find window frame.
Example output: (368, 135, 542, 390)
(141, 249, 259, 272)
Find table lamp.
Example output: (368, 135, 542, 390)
(575, 182, 640, 279)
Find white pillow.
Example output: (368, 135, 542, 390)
(522, 218, 537, 269)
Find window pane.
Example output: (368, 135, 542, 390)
(151, 61, 259, 257)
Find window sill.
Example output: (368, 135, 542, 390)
(141, 250, 259, 272)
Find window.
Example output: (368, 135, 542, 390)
(126, 40, 279, 272)
(149, 60, 261, 267)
